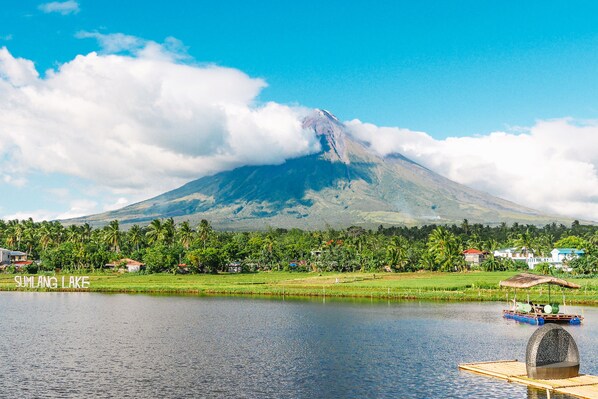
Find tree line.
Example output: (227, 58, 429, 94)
(1, 218, 598, 274)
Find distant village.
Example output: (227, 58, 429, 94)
(462, 247, 584, 272)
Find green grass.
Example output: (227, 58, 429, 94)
(2, 271, 598, 304)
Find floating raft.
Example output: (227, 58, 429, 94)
(459, 360, 598, 399)
(503, 310, 583, 325)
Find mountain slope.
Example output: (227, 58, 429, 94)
(73, 109, 568, 229)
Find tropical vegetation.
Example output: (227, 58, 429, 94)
(1, 218, 598, 275)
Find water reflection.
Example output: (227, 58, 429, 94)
(0, 292, 593, 398)
(527, 386, 572, 399)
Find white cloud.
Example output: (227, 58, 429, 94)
(0, 41, 320, 211)
(103, 197, 129, 212)
(0, 47, 39, 86)
(2, 199, 99, 221)
(3, 174, 27, 187)
(346, 118, 598, 221)
(75, 32, 190, 62)
(38, 0, 79, 15)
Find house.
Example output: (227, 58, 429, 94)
(227, 262, 242, 273)
(289, 260, 307, 269)
(105, 258, 145, 273)
(462, 249, 489, 266)
(494, 247, 535, 261)
(0, 248, 28, 265)
(177, 263, 189, 274)
(524, 248, 583, 272)
(551, 248, 584, 265)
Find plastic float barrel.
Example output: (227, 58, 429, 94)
(551, 304, 560, 314)
(570, 317, 581, 325)
(537, 317, 545, 325)
(523, 303, 532, 313)
(544, 305, 553, 314)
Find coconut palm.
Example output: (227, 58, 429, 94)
(177, 221, 194, 250)
(197, 219, 213, 248)
(128, 224, 144, 252)
(146, 219, 165, 245)
(427, 226, 463, 272)
(103, 220, 121, 253)
(514, 229, 535, 258)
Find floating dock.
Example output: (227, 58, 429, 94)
(503, 310, 583, 325)
(459, 360, 598, 399)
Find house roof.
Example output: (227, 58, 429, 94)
(553, 248, 585, 255)
(499, 273, 580, 289)
(463, 249, 487, 255)
(0, 248, 26, 256)
(13, 260, 33, 265)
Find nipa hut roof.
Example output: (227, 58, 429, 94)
(499, 273, 580, 289)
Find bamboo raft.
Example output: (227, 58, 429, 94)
(459, 360, 598, 399)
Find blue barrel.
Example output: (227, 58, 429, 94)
(570, 317, 581, 325)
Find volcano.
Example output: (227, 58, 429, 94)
(72, 109, 565, 229)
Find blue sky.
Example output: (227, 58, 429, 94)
(2, 1, 598, 220)
(5, 0, 598, 137)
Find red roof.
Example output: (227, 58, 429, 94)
(14, 260, 33, 265)
(463, 249, 485, 255)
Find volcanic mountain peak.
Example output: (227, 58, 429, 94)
(303, 109, 349, 163)
(69, 107, 571, 230)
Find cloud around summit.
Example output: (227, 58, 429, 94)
(346, 118, 598, 221)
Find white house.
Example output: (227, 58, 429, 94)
(493, 247, 535, 262)
(551, 248, 584, 265)
(494, 247, 584, 271)
(524, 248, 584, 272)
(105, 258, 145, 273)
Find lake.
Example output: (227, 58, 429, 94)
(0, 292, 595, 398)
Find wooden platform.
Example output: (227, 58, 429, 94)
(459, 360, 598, 399)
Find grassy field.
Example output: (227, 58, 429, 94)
(2, 270, 598, 304)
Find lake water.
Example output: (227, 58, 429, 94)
(0, 292, 595, 398)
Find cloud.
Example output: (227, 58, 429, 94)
(103, 197, 129, 212)
(2, 174, 27, 187)
(0, 47, 39, 86)
(75, 32, 190, 61)
(3, 198, 98, 221)
(38, 0, 80, 15)
(0, 41, 320, 213)
(346, 118, 598, 221)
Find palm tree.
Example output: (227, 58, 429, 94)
(427, 226, 463, 272)
(514, 229, 535, 258)
(103, 220, 121, 253)
(386, 236, 409, 271)
(81, 223, 92, 244)
(163, 218, 175, 246)
(38, 223, 54, 250)
(197, 219, 213, 249)
(177, 221, 194, 250)
(146, 219, 165, 245)
(128, 224, 144, 252)
(12, 222, 24, 251)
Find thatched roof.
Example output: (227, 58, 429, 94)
(499, 273, 580, 289)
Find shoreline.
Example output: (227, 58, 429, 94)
(1, 271, 598, 304)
